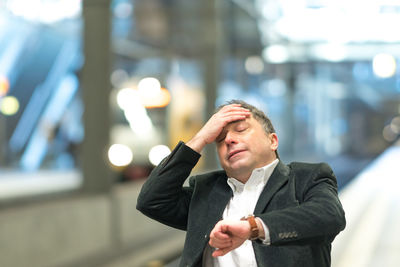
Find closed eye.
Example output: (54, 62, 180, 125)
(236, 126, 248, 132)
(235, 122, 249, 132)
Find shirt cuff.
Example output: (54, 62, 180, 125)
(257, 217, 271, 245)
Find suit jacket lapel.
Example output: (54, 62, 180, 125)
(254, 161, 290, 214)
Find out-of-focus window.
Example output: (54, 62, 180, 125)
(109, 0, 209, 181)
(216, 0, 400, 188)
(106, 0, 400, 189)
(0, 0, 83, 199)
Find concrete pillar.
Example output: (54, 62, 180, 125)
(0, 115, 5, 165)
(202, 0, 226, 170)
(81, 0, 112, 192)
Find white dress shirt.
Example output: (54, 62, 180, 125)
(208, 159, 279, 267)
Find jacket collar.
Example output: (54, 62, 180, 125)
(205, 161, 290, 222)
(254, 161, 290, 214)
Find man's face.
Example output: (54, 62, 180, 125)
(216, 115, 278, 180)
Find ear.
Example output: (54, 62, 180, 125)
(269, 133, 279, 151)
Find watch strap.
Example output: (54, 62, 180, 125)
(241, 215, 259, 240)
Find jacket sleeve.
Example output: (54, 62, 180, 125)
(136, 141, 201, 230)
(256, 163, 346, 246)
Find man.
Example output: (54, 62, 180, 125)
(137, 100, 346, 267)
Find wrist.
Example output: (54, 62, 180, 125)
(186, 135, 207, 153)
(241, 215, 259, 240)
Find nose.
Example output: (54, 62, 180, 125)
(224, 131, 237, 145)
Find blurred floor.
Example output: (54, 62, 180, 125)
(332, 140, 400, 267)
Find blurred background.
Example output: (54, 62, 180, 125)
(0, 0, 399, 266)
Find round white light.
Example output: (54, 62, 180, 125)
(138, 77, 161, 99)
(245, 56, 264, 75)
(263, 45, 289, 64)
(148, 145, 171, 166)
(108, 144, 133, 167)
(372, 53, 397, 78)
(0, 96, 20, 116)
(116, 88, 138, 110)
(382, 125, 398, 142)
(110, 69, 129, 87)
(390, 116, 400, 134)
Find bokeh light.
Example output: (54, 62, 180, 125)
(0, 96, 20, 116)
(0, 76, 9, 97)
(141, 88, 171, 108)
(245, 56, 264, 75)
(262, 45, 289, 63)
(108, 144, 133, 167)
(383, 125, 398, 142)
(138, 77, 161, 99)
(116, 88, 154, 135)
(117, 88, 138, 110)
(148, 145, 171, 166)
(390, 116, 400, 134)
(372, 53, 397, 78)
(111, 69, 129, 88)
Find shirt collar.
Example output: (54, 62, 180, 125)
(227, 159, 279, 193)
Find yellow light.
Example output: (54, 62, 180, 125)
(141, 87, 171, 108)
(134, 77, 171, 108)
(0, 76, 9, 97)
(1, 96, 19, 116)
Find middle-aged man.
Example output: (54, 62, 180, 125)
(137, 100, 346, 267)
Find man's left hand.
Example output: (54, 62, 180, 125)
(209, 220, 251, 257)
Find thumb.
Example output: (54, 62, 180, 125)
(212, 247, 230, 257)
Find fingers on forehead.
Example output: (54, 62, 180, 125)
(225, 105, 249, 112)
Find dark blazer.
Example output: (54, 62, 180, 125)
(137, 142, 346, 267)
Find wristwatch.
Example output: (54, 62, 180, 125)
(241, 215, 259, 240)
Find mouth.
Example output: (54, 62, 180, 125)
(228, 149, 246, 160)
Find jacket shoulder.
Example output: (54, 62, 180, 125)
(288, 162, 334, 176)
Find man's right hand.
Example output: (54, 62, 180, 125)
(186, 104, 250, 153)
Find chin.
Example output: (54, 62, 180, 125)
(226, 160, 250, 172)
